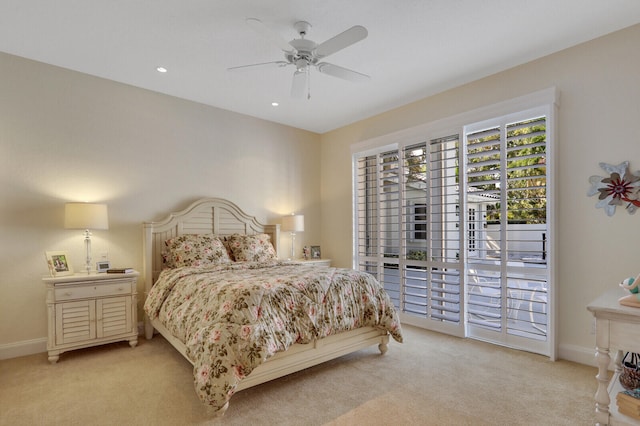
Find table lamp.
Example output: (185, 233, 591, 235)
(282, 214, 304, 260)
(64, 203, 109, 274)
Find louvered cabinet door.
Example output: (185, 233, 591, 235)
(55, 299, 97, 345)
(96, 296, 132, 338)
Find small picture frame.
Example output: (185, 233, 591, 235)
(96, 260, 111, 273)
(45, 251, 74, 277)
(310, 246, 321, 259)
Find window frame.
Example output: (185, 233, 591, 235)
(351, 88, 558, 360)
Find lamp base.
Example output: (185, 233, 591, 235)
(84, 229, 92, 275)
(289, 232, 296, 260)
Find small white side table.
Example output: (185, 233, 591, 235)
(587, 288, 640, 425)
(42, 271, 139, 363)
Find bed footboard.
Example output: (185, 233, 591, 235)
(147, 318, 388, 393)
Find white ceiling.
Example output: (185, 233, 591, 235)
(1, 1, 639, 134)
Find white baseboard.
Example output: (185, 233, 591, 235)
(1, 322, 145, 361)
(0, 337, 47, 360)
(0, 326, 601, 367)
(558, 342, 598, 368)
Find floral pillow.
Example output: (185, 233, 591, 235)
(162, 234, 231, 268)
(225, 233, 277, 263)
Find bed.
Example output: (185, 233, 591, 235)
(142, 198, 403, 414)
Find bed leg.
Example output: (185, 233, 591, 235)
(144, 318, 154, 340)
(378, 333, 389, 354)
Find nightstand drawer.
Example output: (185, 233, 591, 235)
(54, 281, 132, 301)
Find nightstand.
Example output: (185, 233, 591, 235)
(288, 259, 332, 267)
(42, 271, 139, 363)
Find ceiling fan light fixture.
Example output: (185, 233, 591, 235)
(295, 58, 308, 72)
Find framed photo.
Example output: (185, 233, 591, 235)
(96, 260, 111, 273)
(45, 251, 74, 277)
(310, 246, 321, 259)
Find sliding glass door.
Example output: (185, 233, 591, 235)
(353, 104, 553, 356)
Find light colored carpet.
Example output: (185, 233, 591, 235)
(0, 325, 596, 425)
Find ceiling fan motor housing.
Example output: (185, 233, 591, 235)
(286, 38, 318, 70)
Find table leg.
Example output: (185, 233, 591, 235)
(595, 345, 611, 425)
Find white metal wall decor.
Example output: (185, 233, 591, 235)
(588, 161, 640, 216)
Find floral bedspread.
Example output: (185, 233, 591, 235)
(144, 261, 403, 411)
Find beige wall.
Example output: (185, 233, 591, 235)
(320, 24, 640, 363)
(3, 24, 639, 364)
(0, 52, 321, 350)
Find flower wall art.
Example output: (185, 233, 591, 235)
(587, 161, 640, 216)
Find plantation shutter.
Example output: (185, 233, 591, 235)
(400, 137, 462, 324)
(465, 113, 550, 354)
(355, 150, 402, 308)
(355, 135, 464, 335)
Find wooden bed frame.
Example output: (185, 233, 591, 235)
(143, 198, 389, 410)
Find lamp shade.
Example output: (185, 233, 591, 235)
(64, 203, 109, 230)
(281, 214, 304, 233)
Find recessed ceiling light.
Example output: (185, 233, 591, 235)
(156, 66, 167, 73)
(271, 102, 279, 107)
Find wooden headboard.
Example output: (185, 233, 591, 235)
(142, 198, 280, 299)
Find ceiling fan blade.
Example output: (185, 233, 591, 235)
(291, 69, 308, 99)
(317, 62, 370, 82)
(227, 61, 290, 71)
(314, 25, 367, 59)
(246, 18, 296, 54)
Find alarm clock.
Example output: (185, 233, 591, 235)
(96, 260, 111, 273)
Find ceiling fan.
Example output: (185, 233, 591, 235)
(228, 18, 370, 99)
